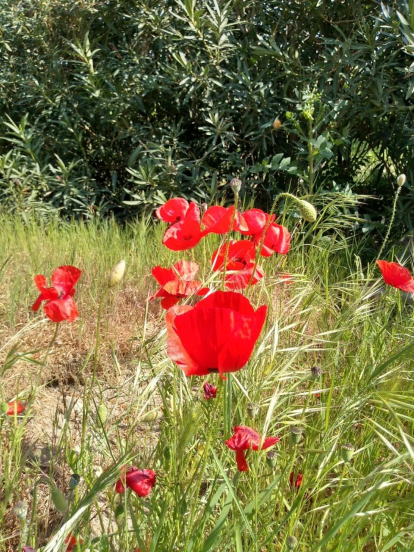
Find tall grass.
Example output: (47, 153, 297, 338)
(1, 212, 414, 552)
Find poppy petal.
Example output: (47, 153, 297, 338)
(377, 260, 414, 292)
(155, 198, 189, 223)
(224, 264, 264, 290)
(51, 266, 82, 295)
(162, 219, 203, 251)
(262, 436, 280, 449)
(161, 295, 180, 309)
(34, 274, 48, 291)
(44, 296, 79, 323)
(172, 260, 200, 281)
(151, 266, 176, 286)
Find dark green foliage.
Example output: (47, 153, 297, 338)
(0, 0, 414, 234)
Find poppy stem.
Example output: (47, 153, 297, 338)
(376, 184, 402, 263)
(93, 287, 110, 378)
(33, 323, 60, 391)
(223, 374, 233, 439)
(222, 195, 238, 290)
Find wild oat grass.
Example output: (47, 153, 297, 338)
(1, 212, 413, 552)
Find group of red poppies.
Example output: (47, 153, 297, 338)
(7, 195, 414, 552)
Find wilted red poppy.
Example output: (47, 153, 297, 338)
(377, 260, 414, 292)
(254, 223, 291, 257)
(238, 209, 275, 238)
(211, 240, 264, 290)
(6, 401, 25, 416)
(162, 203, 203, 251)
(203, 382, 217, 400)
(166, 291, 267, 379)
(225, 426, 279, 471)
(31, 266, 81, 323)
(115, 467, 156, 497)
(150, 261, 209, 309)
(156, 198, 191, 224)
(289, 472, 303, 489)
(64, 534, 82, 552)
(202, 206, 248, 235)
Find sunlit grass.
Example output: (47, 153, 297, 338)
(1, 212, 413, 552)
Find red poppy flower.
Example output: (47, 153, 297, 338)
(31, 266, 81, 323)
(166, 291, 267, 379)
(238, 209, 275, 238)
(202, 206, 248, 235)
(155, 198, 190, 224)
(211, 240, 264, 290)
(254, 223, 291, 257)
(115, 468, 156, 497)
(203, 382, 217, 400)
(162, 203, 203, 251)
(376, 260, 414, 292)
(289, 472, 303, 489)
(150, 261, 209, 309)
(225, 426, 279, 472)
(6, 401, 25, 415)
(64, 534, 82, 552)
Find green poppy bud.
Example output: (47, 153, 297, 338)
(109, 260, 126, 288)
(341, 443, 355, 463)
(115, 502, 125, 520)
(247, 403, 258, 420)
(289, 427, 302, 446)
(266, 450, 277, 469)
(97, 402, 108, 424)
(298, 200, 317, 222)
(0, 403, 8, 414)
(69, 474, 81, 490)
(230, 178, 242, 196)
(287, 535, 298, 550)
(397, 174, 406, 187)
(13, 501, 28, 520)
(51, 485, 68, 512)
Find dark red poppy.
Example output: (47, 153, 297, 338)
(155, 198, 189, 224)
(203, 382, 217, 400)
(289, 472, 303, 489)
(238, 209, 275, 238)
(64, 534, 82, 552)
(166, 291, 267, 379)
(162, 203, 203, 251)
(225, 426, 279, 472)
(31, 266, 81, 323)
(150, 261, 209, 309)
(6, 401, 25, 415)
(115, 468, 156, 497)
(211, 240, 264, 290)
(377, 260, 414, 293)
(202, 206, 248, 235)
(254, 223, 291, 257)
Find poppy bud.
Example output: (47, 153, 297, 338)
(69, 474, 81, 490)
(341, 443, 355, 463)
(289, 427, 302, 446)
(0, 403, 8, 414)
(13, 501, 28, 520)
(247, 403, 258, 420)
(109, 260, 126, 288)
(97, 402, 108, 424)
(310, 365, 322, 379)
(397, 174, 406, 187)
(51, 485, 68, 512)
(230, 178, 242, 196)
(266, 450, 277, 469)
(287, 536, 298, 550)
(272, 118, 282, 130)
(115, 502, 125, 520)
(298, 200, 317, 222)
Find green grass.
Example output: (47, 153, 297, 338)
(1, 209, 414, 552)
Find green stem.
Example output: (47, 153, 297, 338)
(33, 323, 60, 390)
(376, 185, 402, 262)
(308, 119, 314, 195)
(93, 287, 110, 380)
(221, 194, 238, 290)
(223, 374, 233, 439)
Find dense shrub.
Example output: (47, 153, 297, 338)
(0, 0, 414, 235)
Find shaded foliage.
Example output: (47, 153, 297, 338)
(0, 0, 414, 235)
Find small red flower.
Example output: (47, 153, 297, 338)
(377, 260, 414, 292)
(202, 206, 248, 235)
(203, 382, 217, 400)
(115, 468, 156, 497)
(254, 223, 291, 257)
(162, 203, 203, 251)
(64, 534, 82, 552)
(239, 209, 275, 238)
(225, 426, 279, 471)
(166, 291, 267, 379)
(6, 401, 25, 415)
(211, 240, 264, 290)
(150, 261, 209, 309)
(31, 266, 81, 323)
(289, 472, 303, 489)
(155, 198, 190, 224)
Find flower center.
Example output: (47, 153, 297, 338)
(208, 368, 219, 373)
